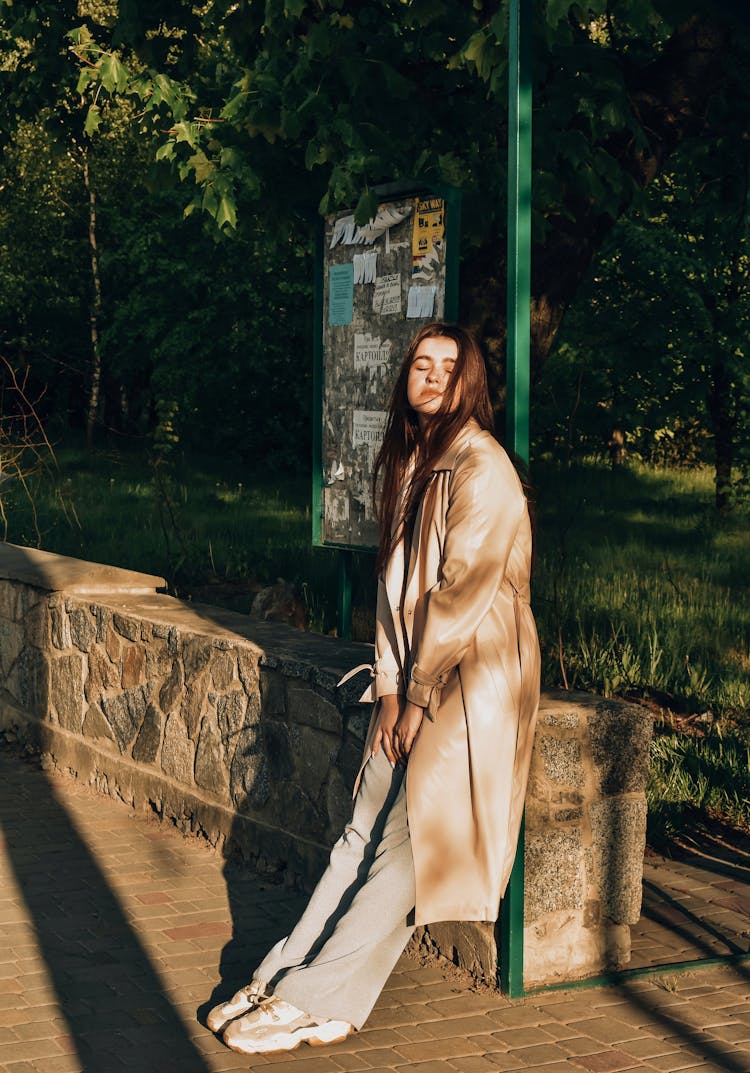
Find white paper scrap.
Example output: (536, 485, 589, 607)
(406, 285, 437, 319)
(372, 274, 401, 316)
(364, 249, 378, 283)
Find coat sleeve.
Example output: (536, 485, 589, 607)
(406, 445, 525, 715)
(373, 575, 405, 698)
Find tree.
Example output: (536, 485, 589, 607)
(2, 0, 749, 467)
(38, 0, 748, 373)
(533, 136, 750, 508)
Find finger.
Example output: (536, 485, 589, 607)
(371, 727, 382, 758)
(390, 730, 402, 764)
(402, 724, 420, 760)
(382, 734, 397, 768)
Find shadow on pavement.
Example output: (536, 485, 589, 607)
(0, 749, 212, 1073)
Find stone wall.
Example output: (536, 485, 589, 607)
(0, 543, 653, 990)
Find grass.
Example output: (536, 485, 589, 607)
(3, 442, 374, 632)
(4, 442, 749, 837)
(532, 461, 749, 719)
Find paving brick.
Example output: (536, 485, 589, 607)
(258, 1059, 363, 1073)
(646, 1054, 721, 1072)
(711, 1023, 750, 1044)
(394, 1037, 486, 1063)
(0, 1010, 30, 1028)
(417, 1015, 500, 1040)
(571, 1018, 642, 1045)
(359, 1047, 410, 1066)
(466, 1055, 524, 1072)
(394, 1063, 461, 1073)
(511, 1042, 573, 1065)
(446, 1059, 507, 1073)
(620, 1037, 681, 1060)
(569, 1050, 640, 1072)
(0, 996, 28, 1011)
(355, 1028, 411, 1049)
(559, 1036, 606, 1057)
(486, 1005, 553, 1029)
(27, 1054, 82, 1073)
(490, 1026, 556, 1049)
(0, 1039, 63, 1063)
(330, 1054, 370, 1071)
(388, 1025, 433, 1043)
(425, 995, 501, 1018)
(365, 1005, 444, 1030)
(542, 1000, 615, 1024)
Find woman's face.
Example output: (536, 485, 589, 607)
(406, 336, 459, 428)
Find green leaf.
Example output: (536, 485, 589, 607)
(188, 150, 213, 184)
(155, 141, 175, 162)
(67, 25, 94, 48)
(304, 139, 328, 169)
(99, 53, 129, 94)
(216, 194, 237, 230)
(76, 68, 96, 95)
(84, 104, 101, 136)
(172, 120, 198, 148)
(353, 188, 378, 227)
(221, 91, 248, 121)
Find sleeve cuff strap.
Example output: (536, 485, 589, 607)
(374, 666, 403, 699)
(407, 665, 448, 719)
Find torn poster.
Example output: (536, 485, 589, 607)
(328, 263, 354, 326)
(329, 206, 413, 248)
(353, 333, 392, 371)
(406, 285, 437, 319)
(326, 460, 345, 485)
(353, 249, 378, 285)
(372, 273, 401, 316)
(412, 197, 445, 274)
(352, 409, 387, 456)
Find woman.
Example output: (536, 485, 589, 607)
(207, 322, 541, 1056)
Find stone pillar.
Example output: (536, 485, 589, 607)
(523, 691, 653, 986)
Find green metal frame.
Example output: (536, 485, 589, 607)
(524, 951, 750, 996)
(500, 0, 533, 999)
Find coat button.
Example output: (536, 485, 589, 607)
(406, 609, 413, 616)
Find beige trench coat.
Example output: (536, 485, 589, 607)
(354, 419, 540, 926)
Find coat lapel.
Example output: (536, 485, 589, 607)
(401, 420, 485, 613)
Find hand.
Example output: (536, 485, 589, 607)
(372, 694, 403, 768)
(392, 701, 425, 765)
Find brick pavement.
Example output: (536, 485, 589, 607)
(631, 835, 750, 969)
(1, 748, 750, 1073)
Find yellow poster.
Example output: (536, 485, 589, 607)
(412, 197, 445, 272)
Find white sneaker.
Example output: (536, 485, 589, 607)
(206, 979, 268, 1034)
(222, 996, 353, 1054)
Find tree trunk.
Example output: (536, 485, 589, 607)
(707, 354, 734, 513)
(83, 153, 102, 452)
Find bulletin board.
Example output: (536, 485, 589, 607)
(313, 183, 461, 551)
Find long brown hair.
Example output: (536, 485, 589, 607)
(373, 323, 494, 574)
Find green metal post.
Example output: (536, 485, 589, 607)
(311, 219, 324, 547)
(500, 0, 532, 1000)
(506, 0, 533, 465)
(338, 550, 352, 641)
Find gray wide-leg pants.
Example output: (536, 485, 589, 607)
(252, 749, 416, 1030)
